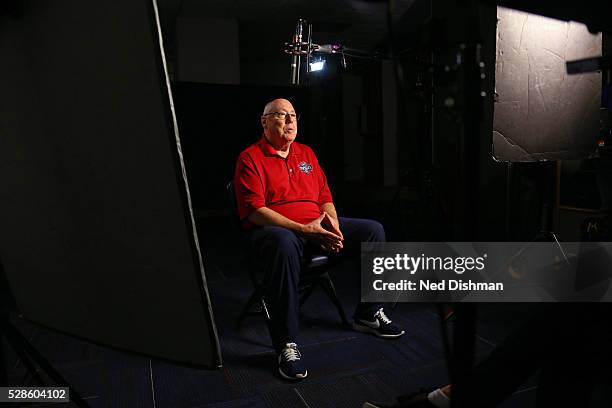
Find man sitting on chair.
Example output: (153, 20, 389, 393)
(234, 98, 404, 380)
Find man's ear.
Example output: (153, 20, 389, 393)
(260, 116, 266, 128)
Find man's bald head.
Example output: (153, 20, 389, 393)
(262, 98, 293, 116)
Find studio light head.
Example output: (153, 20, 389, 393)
(309, 59, 325, 72)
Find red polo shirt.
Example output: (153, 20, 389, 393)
(234, 136, 334, 228)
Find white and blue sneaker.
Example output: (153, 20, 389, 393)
(278, 343, 308, 380)
(353, 308, 405, 338)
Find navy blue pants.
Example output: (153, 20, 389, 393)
(247, 217, 385, 349)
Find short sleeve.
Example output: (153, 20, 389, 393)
(234, 153, 266, 221)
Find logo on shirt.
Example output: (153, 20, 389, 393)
(298, 161, 313, 174)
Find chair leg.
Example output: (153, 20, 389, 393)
(260, 297, 278, 349)
(319, 275, 350, 327)
(299, 283, 318, 308)
(260, 297, 271, 321)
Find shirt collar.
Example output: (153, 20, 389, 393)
(257, 135, 301, 157)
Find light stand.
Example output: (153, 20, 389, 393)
(284, 19, 371, 86)
(0, 262, 90, 407)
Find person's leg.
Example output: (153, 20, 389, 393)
(339, 217, 404, 338)
(248, 226, 305, 350)
(339, 217, 386, 244)
(338, 217, 386, 317)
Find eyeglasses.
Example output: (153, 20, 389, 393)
(263, 111, 300, 122)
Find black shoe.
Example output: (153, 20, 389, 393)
(278, 342, 307, 380)
(353, 308, 405, 338)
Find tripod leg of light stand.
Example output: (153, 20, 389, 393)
(11, 336, 46, 386)
(0, 318, 43, 388)
(3, 321, 91, 408)
(550, 232, 570, 265)
(0, 313, 44, 385)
